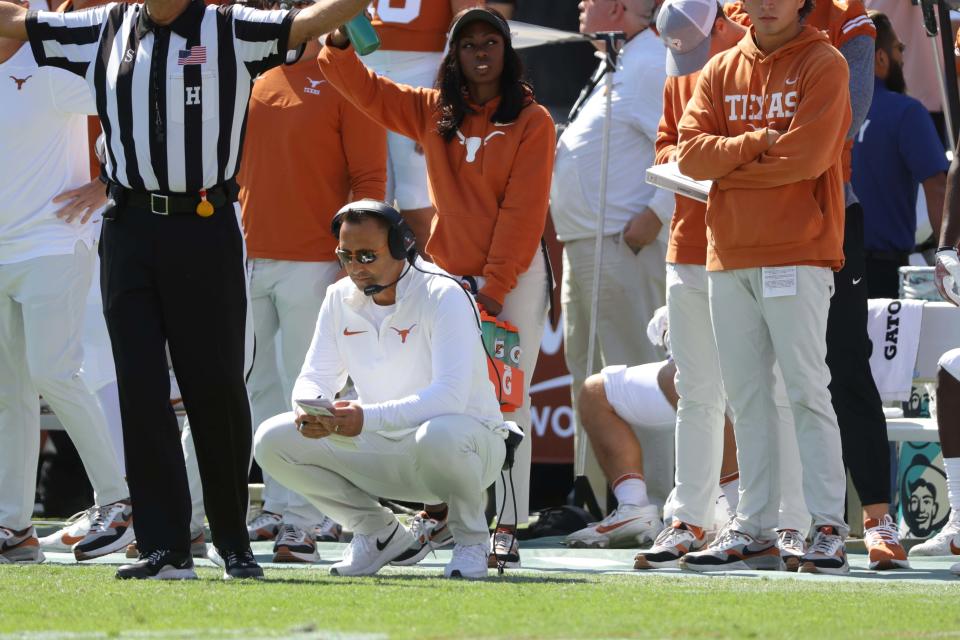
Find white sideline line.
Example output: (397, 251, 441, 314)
(0, 630, 387, 640)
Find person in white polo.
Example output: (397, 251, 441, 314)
(254, 200, 509, 580)
(0, 0, 130, 564)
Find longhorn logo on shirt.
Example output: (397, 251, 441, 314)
(456, 130, 505, 163)
(9, 75, 31, 90)
(304, 77, 325, 95)
(391, 323, 417, 344)
(724, 91, 798, 121)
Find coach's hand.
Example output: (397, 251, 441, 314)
(53, 178, 108, 224)
(319, 400, 362, 437)
(623, 209, 662, 254)
(294, 408, 333, 439)
(327, 25, 350, 49)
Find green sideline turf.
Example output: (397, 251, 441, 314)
(2, 564, 960, 639)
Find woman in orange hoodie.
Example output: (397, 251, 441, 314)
(676, 0, 851, 575)
(319, 7, 554, 567)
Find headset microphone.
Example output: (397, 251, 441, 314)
(363, 264, 411, 297)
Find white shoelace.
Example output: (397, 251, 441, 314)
(249, 512, 280, 529)
(276, 524, 307, 546)
(88, 502, 126, 534)
(864, 516, 901, 547)
(809, 531, 843, 555)
(316, 515, 339, 536)
(778, 529, 806, 554)
(709, 527, 752, 551)
(653, 525, 694, 549)
(408, 513, 437, 543)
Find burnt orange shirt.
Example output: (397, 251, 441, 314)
(371, 1, 484, 52)
(238, 59, 387, 262)
(318, 43, 555, 305)
(657, 73, 707, 265)
(678, 27, 850, 272)
(725, 1, 875, 181)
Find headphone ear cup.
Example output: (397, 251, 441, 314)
(387, 226, 407, 261)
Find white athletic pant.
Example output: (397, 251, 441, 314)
(247, 258, 340, 527)
(363, 49, 440, 211)
(255, 412, 507, 546)
(668, 263, 811, 531)
(493, 252, 549, 526)
(708, 267, 848, 540)
(0, 241, 127, 530)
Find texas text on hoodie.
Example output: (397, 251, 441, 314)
(676, 25, 850, 272)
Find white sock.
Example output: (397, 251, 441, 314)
(945, 457, 960, 512)
(612, 473, 649, 508)
(720, 473, 740, 511)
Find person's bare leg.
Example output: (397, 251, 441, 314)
(578, 374, 644, 482)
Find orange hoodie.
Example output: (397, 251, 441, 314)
(317, 44, 555, 305)
(657, 73, 707, 265)
(677, 26, 850, 272)
(724, 1, 874, 182)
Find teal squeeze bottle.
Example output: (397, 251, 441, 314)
(344, 14, 381, 56)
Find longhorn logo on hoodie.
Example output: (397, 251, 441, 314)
(724, 91, 798, 122)
(456, 130, 505, 163)
(391, 324, 417, 344)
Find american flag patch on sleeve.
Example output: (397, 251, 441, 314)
(177, 46, 207, 65)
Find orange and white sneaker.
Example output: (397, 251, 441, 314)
(799, 526, 849, 575)
(73, 500, 135, 560)
(0, 525, 45, 564)
(565, 504, 663, 549)
(634, 521, 706, 569)
(679, 527, 781, 572)
(488, 529, 520, 569)
(864, 514, 910, 570)
(777, 529, 807, 572)
(247, 511, 281, 541)
(909, 510, 960, 557)
(39, 508, 96, 552)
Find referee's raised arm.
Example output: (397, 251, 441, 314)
(0, 0, 28, 40)
(287, 0, 369, 48)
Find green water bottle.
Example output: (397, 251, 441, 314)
(344, 14, 381, 56)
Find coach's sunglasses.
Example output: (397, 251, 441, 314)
(335, 245, 389, 265)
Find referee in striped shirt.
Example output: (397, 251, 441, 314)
(0, 0, 369, 580)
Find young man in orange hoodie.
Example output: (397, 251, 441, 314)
(676, 0, 851, 574)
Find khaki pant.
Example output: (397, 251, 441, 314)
(255, 413, 506, 546)
(708, 266, 847, 539)
(0, 242, 127, 529)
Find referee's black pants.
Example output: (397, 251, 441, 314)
(824, 203, 891, 508)
(100, 202, 251, 555)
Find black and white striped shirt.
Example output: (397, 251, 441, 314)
(25, 0, 297, 193)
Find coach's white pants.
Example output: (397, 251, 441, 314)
(0, 242, 127, 529)
(255, 413, 507, 546)
(493, 252, 549, 526)
(247, 258, 340, 527)
(708, 267, 847, 540)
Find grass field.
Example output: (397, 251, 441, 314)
(2, 560, 960, 639)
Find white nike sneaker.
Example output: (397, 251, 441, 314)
(908, 510, 960, 557)
(247, 511, 282, 541)
(39, 508, 95, 551)
(445, 543, 489, 579)
(330, 521, 413, 577)
(391, 511, 454, 566)
(564, 504, 663, 549)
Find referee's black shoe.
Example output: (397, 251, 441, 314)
(208, 546, 264, 580)
(116, 550, 197, 580)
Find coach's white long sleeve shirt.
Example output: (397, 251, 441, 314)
(293, 259, 505, 436)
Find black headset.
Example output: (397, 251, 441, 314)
(331, 199, 417, 264)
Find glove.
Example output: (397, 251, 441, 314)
(935, 247, 960, 306)
(646, 305, 670, 352)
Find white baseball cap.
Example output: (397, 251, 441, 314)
(656, 0, 719, 76)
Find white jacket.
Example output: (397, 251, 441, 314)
(292, 259, 505, 436)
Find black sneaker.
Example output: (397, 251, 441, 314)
(115, 550, 196, 580)
(208, 547, 264, 580)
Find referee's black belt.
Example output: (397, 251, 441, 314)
(109, 180, 238, 216)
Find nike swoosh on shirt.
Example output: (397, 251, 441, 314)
(343, 328, 367, 336)
(376, 523, 400, 551)
(595, 517, 642, 534)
